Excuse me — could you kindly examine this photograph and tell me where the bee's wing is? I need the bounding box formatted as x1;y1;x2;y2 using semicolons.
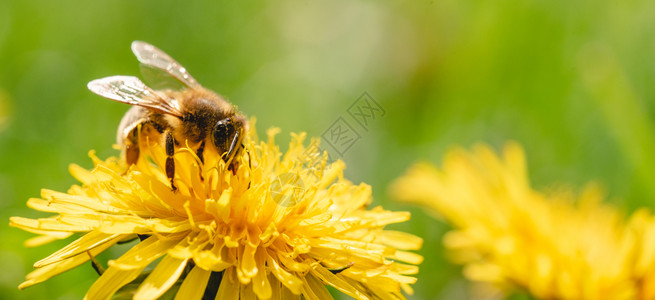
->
87;75;183;117
131;41;201;89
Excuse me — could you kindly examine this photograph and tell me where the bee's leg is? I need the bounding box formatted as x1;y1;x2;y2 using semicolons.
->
226;129;242;173
196;140;205;181
121;129;140;175
125;143;139;166
125;129;140;166
165;131;177;191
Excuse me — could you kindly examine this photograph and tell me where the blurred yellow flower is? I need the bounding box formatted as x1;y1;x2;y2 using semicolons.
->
390;142;655;300
11;123;422;300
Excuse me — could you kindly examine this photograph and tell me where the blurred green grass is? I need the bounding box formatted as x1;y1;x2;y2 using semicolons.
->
2;0;655;299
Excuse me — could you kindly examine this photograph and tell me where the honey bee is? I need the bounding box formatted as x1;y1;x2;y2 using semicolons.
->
88;41;247;191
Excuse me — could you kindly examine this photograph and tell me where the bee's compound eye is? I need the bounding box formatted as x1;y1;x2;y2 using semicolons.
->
213;118;236;155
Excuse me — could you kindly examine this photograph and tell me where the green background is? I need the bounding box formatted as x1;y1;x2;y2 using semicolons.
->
1;0;655;299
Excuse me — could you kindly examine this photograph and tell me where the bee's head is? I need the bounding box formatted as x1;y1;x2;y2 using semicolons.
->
212;116;245;163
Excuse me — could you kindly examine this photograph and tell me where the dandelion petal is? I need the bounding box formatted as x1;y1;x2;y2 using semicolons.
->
134;256;188;300
174;266;211;300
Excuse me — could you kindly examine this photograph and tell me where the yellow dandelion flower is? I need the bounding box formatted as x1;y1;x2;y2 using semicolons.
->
390;142;655;299
625;209;655;299
11;122;423;300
